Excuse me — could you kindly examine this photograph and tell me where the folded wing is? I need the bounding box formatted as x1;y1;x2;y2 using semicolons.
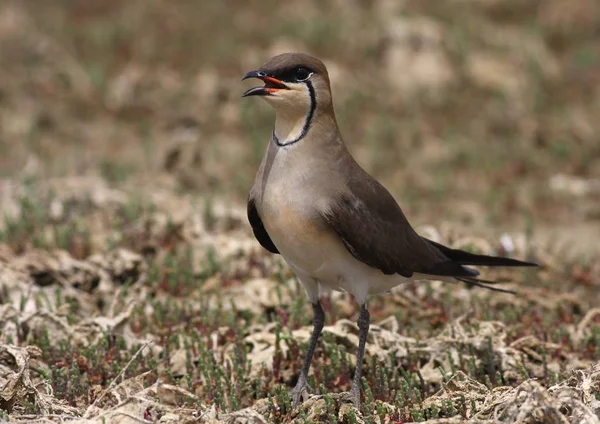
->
323;165;536;288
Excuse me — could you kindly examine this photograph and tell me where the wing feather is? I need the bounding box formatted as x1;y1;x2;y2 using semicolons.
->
322;166;459;277
247;198;279;254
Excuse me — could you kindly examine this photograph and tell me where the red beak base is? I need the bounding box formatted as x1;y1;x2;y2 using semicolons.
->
242;70;288;97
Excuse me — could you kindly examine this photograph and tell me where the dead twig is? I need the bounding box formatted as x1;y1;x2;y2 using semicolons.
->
84;340;153;419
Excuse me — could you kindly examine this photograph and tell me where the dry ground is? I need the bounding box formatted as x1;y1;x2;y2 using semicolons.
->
0;0;599;422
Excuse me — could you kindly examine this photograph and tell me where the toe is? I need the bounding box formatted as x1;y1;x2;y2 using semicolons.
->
340;389;361;409
290;387;307;410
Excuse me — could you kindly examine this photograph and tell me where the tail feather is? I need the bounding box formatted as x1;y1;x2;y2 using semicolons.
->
455;276;517;295
424;238;538;268
421;237;538;295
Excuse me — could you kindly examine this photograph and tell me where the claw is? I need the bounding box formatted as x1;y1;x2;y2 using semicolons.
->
290;379;313;410
340;386;361;410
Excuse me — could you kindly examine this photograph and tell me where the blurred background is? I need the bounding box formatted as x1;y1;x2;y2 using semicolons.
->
1;2;600;420
0;0;599;243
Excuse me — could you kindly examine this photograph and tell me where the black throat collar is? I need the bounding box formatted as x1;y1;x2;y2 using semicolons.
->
273;81;316;147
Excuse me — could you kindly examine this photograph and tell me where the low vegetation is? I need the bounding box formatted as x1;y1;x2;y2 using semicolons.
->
0;0;599;422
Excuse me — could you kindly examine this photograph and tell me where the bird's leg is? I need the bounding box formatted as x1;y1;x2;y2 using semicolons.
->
348;303;370;409
291;301;325;409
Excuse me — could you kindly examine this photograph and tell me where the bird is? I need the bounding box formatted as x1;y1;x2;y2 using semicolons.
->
241;52;538;410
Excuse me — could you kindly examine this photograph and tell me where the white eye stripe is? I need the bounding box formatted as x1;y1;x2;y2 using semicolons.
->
300;72;314;81
296;67;313;81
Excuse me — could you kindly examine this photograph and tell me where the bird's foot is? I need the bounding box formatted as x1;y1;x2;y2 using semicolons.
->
339;383;362;410
290;379;313;410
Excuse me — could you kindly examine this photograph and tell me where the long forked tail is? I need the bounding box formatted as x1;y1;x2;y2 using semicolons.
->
423;237;538;294
455;276;517;294
425;238;538;268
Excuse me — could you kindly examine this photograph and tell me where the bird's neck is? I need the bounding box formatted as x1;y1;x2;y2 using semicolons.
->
273;108;309;144
272;102;340;148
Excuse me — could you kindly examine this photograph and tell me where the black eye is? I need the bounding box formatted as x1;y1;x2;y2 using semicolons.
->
295;67;311;81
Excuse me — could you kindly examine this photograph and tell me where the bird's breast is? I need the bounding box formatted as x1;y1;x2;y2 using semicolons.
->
258;175;333;273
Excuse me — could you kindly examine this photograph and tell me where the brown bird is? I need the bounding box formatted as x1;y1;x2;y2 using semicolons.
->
242;52;537;409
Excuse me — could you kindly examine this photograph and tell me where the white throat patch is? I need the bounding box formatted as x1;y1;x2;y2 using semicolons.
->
271;82;316;147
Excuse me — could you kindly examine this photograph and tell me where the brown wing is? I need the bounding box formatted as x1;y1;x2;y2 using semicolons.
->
323;165;473;278
247;198;279;254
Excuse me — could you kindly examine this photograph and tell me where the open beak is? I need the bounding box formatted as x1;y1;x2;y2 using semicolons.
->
242;70;288;97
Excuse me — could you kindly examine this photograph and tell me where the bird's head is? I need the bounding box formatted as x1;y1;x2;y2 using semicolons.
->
242;52;333;115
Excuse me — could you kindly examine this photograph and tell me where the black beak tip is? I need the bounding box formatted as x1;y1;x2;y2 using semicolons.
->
242;87;267;98
241;70;265;82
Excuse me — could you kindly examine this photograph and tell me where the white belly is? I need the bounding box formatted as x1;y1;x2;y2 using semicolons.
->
306;239;411;304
